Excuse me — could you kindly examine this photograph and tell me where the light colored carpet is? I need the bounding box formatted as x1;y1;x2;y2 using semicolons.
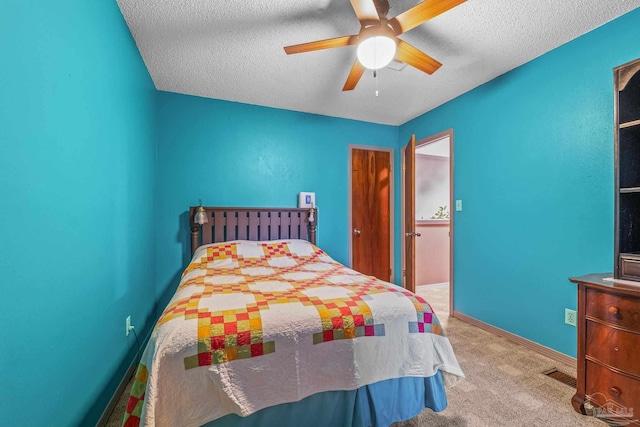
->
106;284;606;427
391;285;605;427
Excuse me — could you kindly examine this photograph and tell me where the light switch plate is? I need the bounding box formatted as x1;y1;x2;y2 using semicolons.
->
455;200;462;211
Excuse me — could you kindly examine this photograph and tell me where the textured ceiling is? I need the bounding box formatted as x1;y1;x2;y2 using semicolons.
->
116;0;640;126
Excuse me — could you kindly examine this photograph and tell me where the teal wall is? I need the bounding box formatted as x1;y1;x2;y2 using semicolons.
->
155;92;400;309
0;2;157;426
400;8;640;357
2;2;639;425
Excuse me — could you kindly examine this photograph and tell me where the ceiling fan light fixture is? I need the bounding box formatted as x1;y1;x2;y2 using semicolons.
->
357;35;396;70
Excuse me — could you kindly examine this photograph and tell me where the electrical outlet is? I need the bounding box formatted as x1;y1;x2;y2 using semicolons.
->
565;309;577;327
126;315;132;336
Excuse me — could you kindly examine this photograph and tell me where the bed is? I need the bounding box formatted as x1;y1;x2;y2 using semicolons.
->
123;206;463;427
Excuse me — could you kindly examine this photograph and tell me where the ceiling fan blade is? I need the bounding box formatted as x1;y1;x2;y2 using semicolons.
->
389;0;467;35
343;60;366;91
350;0;381;26
395;39;442;74
284;35;358;55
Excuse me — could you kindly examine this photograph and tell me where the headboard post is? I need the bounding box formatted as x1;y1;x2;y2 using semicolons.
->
189;206;200;256
191;226;200;256
309;209;317;245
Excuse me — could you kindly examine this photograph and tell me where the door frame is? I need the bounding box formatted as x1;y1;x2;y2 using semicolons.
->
348;145;395;282
401;129;454;315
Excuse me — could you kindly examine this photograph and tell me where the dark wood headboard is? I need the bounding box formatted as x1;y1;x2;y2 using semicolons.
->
189;206;317;255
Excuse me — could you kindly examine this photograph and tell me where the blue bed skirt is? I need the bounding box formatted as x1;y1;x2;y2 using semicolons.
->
203;372;447;427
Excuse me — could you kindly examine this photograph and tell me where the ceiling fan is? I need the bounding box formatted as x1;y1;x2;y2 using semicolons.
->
284;0;467;91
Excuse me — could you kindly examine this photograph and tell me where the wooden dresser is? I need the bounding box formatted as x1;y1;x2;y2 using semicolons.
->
570;273;640;423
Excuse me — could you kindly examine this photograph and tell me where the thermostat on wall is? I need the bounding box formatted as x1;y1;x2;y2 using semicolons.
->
298;192;316;208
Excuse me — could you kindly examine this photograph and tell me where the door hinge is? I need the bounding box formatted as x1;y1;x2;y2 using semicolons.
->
402;269;406;277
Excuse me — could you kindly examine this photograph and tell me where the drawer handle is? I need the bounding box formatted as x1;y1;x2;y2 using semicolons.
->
609;387;621;398
609;306;619;315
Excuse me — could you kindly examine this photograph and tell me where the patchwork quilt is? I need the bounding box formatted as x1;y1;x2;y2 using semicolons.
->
123;240;464;427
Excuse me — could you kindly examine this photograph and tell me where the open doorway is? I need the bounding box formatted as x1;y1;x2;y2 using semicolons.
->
403;130;454;314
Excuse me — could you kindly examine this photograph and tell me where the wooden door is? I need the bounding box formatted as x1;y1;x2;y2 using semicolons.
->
404;135;416;292
352;148;391;281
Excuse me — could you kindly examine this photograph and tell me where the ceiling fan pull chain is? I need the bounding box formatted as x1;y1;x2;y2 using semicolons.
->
374;70;379;97
373;37;379;97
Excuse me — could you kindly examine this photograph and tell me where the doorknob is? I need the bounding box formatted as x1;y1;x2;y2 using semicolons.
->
405;232;422;237
353;228;361;236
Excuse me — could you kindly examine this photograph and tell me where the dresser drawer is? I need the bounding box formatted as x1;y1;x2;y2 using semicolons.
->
586;360;640;413
586;288;640;331
586;321;640;377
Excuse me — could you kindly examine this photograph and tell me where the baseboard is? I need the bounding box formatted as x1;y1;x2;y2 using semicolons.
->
95;363;136;427
452;310;576;368
95;327;153;427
